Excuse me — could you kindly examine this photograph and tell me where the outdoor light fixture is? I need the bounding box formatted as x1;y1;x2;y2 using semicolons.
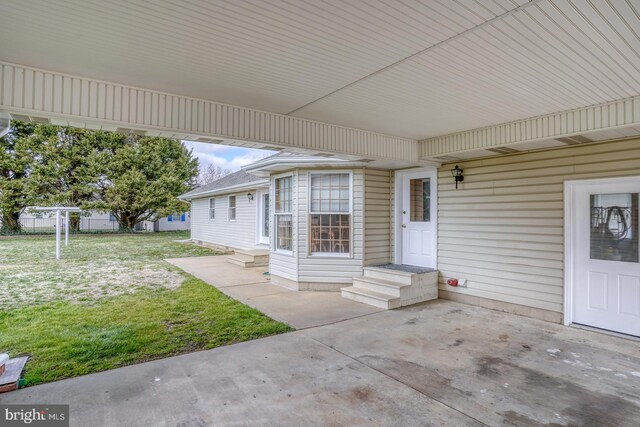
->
451;165;464;189
247;192;254;202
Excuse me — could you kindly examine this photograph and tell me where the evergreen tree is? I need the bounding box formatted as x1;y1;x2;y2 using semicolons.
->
90;136;199;231
26;126;126;230
0;121;37;233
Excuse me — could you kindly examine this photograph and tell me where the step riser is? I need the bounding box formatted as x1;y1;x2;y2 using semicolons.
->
231;254;269;263
341;289;400;309
363;269;413;285
226;258;268;268
399;288;438;306
352;278;401;297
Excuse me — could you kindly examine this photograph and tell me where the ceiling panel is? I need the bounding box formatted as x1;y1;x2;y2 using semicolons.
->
291;0;640;138
0;0;522;115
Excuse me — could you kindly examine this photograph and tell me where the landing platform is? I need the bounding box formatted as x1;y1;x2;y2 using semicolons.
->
371;264;436;274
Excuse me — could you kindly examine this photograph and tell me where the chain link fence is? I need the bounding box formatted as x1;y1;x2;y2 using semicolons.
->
1;217;122;235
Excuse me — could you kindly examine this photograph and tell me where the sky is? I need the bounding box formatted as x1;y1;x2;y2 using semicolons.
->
182;140;275;173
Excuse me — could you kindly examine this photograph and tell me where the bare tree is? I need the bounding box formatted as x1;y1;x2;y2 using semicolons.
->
199;163;231;185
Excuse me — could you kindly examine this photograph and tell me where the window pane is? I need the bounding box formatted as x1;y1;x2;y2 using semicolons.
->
410;178;430;222
310;173;350;213
229;196;236;208
275;176;292;213
590;193;638;263
276;214;292;250
310;214;350;254
263;194;270;237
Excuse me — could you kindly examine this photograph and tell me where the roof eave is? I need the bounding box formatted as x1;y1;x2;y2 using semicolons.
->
179;179;269;200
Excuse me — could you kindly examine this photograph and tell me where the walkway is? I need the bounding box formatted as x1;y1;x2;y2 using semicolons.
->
166;256;382;329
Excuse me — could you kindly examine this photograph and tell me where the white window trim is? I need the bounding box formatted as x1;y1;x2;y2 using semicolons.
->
228;195;237;222
208;198;216;221
273;172;294;256
307;170;353;257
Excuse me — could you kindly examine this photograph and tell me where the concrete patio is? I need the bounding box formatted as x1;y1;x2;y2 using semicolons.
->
2;299;638;426
166;256;383;329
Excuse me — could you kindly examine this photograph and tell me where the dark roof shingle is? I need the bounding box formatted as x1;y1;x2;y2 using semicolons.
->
180;169;265;199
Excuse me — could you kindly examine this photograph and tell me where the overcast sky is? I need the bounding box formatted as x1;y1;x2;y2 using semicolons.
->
182;140;275;172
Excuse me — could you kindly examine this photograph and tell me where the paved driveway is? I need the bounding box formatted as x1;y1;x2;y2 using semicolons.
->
3;300;639;426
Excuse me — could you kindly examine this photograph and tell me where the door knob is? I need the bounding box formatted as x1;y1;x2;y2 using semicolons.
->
402;224;407;228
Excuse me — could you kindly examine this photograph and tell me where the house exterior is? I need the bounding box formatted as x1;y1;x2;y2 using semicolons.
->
180;170;269;250
186;145;640;338
136;213;191;232
2;1;640;337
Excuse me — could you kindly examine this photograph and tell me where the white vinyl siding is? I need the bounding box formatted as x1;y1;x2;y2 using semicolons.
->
190;189;262;250
363;169;392;266
155;215;191;232
437;139;640;315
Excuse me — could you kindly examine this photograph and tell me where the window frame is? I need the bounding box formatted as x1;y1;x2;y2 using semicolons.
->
307;170;353;258
273;173;294;256
228;195;237;221
209;198;216;221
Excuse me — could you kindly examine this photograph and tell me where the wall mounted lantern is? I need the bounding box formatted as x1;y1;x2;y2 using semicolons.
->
247;192;254;202
451;165;464;189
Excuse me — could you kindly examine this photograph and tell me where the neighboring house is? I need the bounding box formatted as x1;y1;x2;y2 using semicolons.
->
16;209;119;232
180;170;269;250
136;212;191;232
13;209;188;233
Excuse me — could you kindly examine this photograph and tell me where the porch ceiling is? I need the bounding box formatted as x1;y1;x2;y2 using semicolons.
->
1;0;640;157
0;0;640;139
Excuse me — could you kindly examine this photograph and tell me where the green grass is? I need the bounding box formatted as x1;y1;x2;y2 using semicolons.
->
0;232;221;309
0;232;292;385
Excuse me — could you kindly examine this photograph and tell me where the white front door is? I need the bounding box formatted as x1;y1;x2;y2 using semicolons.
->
400;170;437;268
257;190;270;245
570;178;640;337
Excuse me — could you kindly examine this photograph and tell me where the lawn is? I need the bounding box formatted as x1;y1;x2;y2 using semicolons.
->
0;232;292;386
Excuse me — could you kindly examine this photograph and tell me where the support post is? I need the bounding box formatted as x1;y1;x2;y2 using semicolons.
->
65;211;69;246
55;210;61;260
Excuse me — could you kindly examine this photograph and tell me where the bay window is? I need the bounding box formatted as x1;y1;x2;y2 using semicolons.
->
275;176;292;251
309;172;351;255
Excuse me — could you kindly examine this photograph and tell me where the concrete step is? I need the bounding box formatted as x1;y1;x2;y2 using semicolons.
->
233;249;269;266
226;256;267;268
341;286;401;310
363;266;415;286
352;276;408;298
229;253;253;262
226;249;269;268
